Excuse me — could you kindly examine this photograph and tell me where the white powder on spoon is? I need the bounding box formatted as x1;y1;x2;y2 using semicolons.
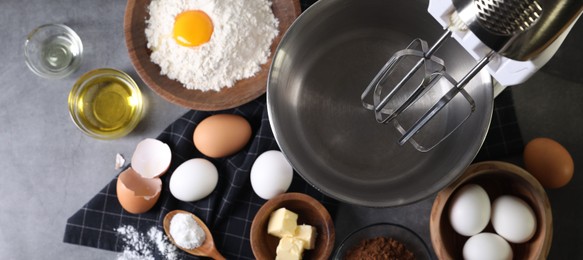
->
145;0;279;91
169;213;206;249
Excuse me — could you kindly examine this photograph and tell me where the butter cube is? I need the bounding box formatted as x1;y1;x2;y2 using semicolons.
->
294;224;317;249
276;237;305;260
268;208;298;238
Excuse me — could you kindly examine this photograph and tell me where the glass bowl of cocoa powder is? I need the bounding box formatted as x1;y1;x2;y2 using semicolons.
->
333;223;431;260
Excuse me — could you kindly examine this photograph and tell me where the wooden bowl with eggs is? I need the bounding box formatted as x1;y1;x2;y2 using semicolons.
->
124;0;301;110
250;192;335;259
430;161;552;260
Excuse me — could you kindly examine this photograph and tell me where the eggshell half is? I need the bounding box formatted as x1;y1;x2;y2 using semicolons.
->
193;114;252;158
117;167;162;214
131;138;172;178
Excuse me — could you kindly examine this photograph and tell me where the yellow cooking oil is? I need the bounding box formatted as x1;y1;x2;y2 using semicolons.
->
69;69;143;139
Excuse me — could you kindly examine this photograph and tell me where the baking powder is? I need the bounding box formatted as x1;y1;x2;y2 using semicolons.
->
145;0;279;91
169;213;206;249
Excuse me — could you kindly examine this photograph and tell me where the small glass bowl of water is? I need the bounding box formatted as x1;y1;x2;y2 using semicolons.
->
24;24;83;79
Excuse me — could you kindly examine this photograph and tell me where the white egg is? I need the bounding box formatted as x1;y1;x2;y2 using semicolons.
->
463;233;513;260
448;184;491;236
169;158;218;202
250;150;293;200
491;195;537;243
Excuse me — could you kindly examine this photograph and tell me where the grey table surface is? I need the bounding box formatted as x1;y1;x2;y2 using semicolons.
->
1;0;582;259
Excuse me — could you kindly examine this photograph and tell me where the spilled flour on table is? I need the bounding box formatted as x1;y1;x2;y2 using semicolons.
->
116;225;178;260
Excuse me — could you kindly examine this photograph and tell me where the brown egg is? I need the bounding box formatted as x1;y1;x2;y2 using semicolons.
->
524;137;574;189
116;167;162;214
193;114;252;158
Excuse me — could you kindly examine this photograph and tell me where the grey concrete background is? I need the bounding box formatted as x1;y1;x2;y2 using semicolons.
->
1;0;185;259
1;0;582;259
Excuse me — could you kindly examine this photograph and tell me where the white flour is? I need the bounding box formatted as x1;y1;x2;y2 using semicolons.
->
116;225;178;260
145;0;279;91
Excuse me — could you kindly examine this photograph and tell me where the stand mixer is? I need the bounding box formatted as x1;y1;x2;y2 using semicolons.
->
362;0;583;152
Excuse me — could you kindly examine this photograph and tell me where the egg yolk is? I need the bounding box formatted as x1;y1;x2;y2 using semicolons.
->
173;10;214;47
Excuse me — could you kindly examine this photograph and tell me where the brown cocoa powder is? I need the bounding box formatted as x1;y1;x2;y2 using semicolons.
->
344;236;415;260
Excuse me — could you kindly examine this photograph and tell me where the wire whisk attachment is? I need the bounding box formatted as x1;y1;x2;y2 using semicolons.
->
362;31;494;152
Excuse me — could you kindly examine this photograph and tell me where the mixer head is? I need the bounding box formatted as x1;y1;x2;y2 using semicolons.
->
362;0;583;151
453;0;582;61
472;0;541;35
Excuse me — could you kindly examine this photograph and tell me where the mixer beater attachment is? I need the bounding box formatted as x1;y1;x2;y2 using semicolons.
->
362;0;583;152
362;27;494;152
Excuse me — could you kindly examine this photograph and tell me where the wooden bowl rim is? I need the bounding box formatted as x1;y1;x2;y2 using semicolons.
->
250;192;335;259
430;161;553;260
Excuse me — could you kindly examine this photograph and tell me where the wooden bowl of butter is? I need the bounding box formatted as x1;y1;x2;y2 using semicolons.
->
250;192;335;259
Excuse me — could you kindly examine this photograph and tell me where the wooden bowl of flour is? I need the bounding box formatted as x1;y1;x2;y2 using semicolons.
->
124;0;301;110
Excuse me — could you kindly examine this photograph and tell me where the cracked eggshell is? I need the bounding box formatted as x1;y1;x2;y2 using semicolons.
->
116;167;162;214
131;138;172;178
116;138;171;214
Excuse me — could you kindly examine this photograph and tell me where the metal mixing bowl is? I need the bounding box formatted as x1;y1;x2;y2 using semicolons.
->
267;0;493;207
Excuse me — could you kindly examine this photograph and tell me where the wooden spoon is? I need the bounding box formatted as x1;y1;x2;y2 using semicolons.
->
163;210;226;260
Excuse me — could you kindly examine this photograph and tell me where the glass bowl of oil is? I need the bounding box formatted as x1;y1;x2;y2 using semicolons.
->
24;24;83;79
68;68;144;140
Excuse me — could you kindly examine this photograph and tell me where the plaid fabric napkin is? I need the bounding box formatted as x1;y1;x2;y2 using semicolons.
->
63;88;524;259
474;89;524;161
63;96;338;259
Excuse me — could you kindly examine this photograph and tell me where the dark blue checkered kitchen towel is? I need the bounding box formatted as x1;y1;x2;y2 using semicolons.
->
63;88;524;259
63;96;338;259
474;88;524;161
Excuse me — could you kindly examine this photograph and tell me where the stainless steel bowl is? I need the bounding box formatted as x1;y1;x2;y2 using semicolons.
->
267;0;493;207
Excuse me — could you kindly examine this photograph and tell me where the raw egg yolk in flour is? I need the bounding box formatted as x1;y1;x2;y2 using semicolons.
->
173;10;214;47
